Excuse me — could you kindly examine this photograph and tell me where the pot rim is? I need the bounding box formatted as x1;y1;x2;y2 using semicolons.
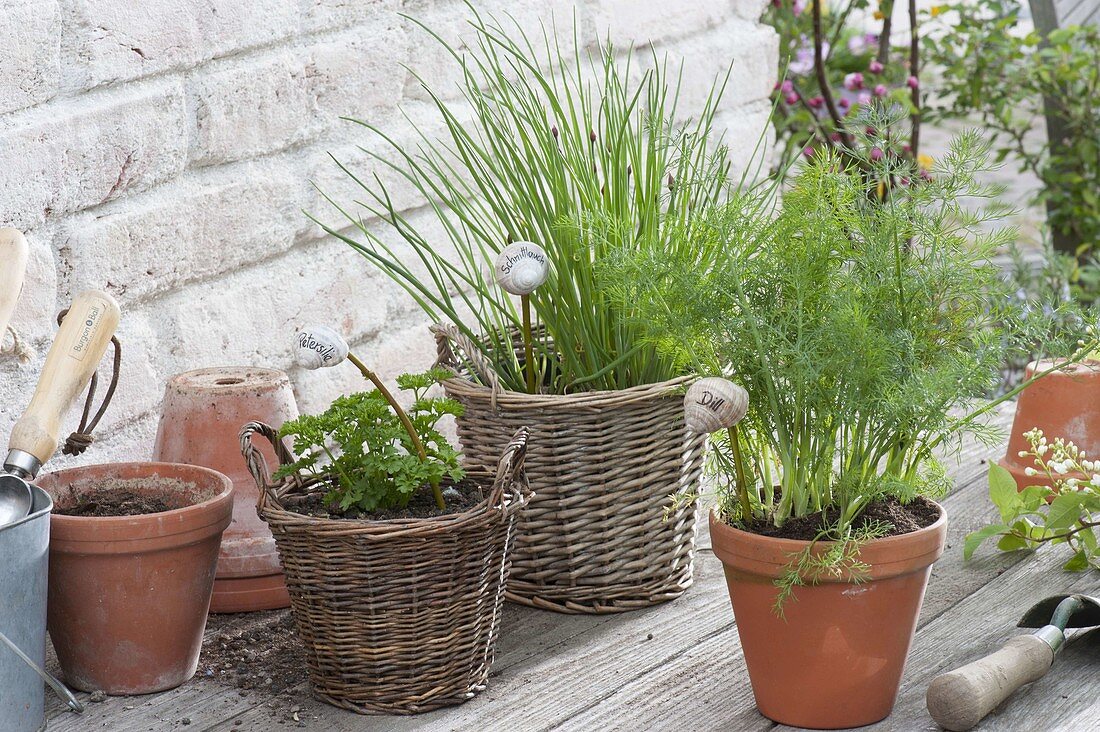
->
709;500;947;582
260;471;532;536
39;462;234;543
1025;358;1100;377
441;372;693;409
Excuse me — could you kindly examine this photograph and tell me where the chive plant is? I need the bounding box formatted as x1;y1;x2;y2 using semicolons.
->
314;5;732;392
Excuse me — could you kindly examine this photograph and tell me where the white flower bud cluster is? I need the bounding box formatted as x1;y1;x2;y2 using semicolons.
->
1019;427;1100;490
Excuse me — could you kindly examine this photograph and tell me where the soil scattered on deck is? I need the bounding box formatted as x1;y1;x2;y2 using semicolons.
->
200;611;308;693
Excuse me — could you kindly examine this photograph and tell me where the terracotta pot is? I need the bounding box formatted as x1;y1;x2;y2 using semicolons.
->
710;505;947;729
153;367;298;612
38;462;233;695
999;359;1100;490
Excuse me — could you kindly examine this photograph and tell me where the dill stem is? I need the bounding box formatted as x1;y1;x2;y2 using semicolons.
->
348;352;446;510
729;425;753;521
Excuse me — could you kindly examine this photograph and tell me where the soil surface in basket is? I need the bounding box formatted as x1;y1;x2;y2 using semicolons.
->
282;478;486;521
200;611;308;693
52;482;184;517
742;495;940;541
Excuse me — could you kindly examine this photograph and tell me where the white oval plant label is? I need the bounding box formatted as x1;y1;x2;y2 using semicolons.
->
494;241;549;296
295;325;349;370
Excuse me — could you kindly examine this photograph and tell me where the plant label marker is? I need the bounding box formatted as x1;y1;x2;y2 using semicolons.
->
685;377;752;518
494;242;548;394
294;325;349;370
684;377;748;434
291;325;445;510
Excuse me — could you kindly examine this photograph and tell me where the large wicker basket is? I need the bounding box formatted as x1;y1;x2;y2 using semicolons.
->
239;422;532;715
432;323;706;614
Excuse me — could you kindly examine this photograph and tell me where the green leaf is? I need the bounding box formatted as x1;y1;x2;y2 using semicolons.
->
1063;550;1089;571
997;533;1030;552
964;524;1009;560
988;464;1021;522
1047;492;1086;530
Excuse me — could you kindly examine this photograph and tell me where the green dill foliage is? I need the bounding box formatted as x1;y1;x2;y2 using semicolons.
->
606;116;1100;548
274;369;465;513
967;429;1100;571
314;4;732;393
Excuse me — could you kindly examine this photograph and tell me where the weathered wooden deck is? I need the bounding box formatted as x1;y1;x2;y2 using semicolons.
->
45;407;1100;731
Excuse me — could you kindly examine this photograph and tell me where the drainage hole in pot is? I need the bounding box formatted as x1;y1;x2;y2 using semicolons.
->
215;378;245;385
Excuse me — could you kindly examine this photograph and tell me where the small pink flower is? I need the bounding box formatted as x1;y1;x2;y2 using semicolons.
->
902;143;912;154
838;97;851;109
870;147;884;161
907;75;919;89
857;90;872;106
866;125;877;136
829;132;842;142
869;60;884;74
802;146;814;159
920;169;933;181
785;92;799;105
780;79;794;94
844;72;864;90
808;96;824;109
793;0;807;16
900;176;911;185
873;84;888;97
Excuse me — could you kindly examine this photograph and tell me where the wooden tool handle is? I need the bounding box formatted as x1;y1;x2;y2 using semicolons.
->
0;228;29;338
926;634;1055;731
8;290;120;464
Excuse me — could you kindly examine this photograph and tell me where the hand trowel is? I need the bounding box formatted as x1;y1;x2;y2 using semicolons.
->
0;290;120;526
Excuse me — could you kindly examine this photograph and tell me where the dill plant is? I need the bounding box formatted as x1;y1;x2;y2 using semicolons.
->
607;124;1100;556
313;5;732;393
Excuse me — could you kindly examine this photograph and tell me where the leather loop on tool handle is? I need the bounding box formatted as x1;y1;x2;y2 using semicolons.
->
8;291;120;465
54;308;122;456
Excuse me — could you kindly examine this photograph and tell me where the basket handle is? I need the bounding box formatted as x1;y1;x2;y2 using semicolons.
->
431;322;502;395
239;420;297;514
488;426;530;506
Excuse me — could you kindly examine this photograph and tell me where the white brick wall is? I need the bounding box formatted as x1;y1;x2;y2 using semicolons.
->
0;0;777;469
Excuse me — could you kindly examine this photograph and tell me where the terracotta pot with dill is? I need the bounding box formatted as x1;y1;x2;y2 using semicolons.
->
239;325;532;714
609;121;1100;729
313;7;735;613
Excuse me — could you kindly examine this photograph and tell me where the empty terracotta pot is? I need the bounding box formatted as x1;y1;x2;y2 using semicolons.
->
710;505;947;729
38;462;233;695
153;367;298;612
999;359;1100;490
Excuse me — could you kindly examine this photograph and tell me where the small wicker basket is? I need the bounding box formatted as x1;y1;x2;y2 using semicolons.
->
240;422;532;715
432;323;706;614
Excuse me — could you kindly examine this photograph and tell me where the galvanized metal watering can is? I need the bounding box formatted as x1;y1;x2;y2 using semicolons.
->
0;485;82;731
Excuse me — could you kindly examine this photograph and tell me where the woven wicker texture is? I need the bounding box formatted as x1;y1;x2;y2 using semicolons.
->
240;422;532;715
433;323;705;614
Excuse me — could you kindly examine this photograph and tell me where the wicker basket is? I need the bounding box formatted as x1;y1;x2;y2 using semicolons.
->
432;323;706;614
239;422;532;715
